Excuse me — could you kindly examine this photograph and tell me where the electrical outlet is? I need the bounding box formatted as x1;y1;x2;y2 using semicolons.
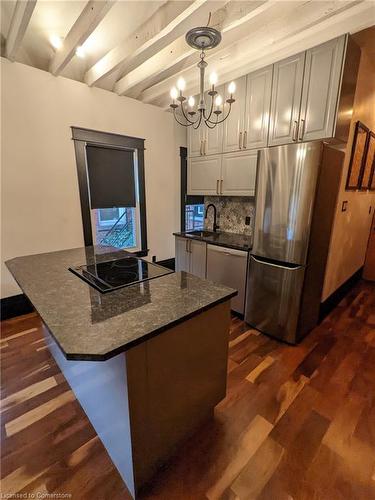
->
245;216;251;226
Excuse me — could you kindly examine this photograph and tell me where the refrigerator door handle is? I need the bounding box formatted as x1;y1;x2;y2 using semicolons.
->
251;255;303;271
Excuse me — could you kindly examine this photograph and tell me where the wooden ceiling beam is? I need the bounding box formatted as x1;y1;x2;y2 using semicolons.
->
49;0;114;76
5;0;37;61
84;0;225;88
114;0;276;97
141;0;374;106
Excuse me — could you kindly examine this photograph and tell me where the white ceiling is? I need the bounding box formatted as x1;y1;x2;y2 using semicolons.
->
1;0;375;108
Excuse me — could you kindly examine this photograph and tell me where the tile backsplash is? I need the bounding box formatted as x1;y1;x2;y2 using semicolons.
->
204;196;255;235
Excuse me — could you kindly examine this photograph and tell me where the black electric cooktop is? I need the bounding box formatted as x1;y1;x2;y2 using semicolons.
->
70;256;173;293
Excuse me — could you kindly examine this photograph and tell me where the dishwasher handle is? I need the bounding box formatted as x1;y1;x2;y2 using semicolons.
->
207;245;247;258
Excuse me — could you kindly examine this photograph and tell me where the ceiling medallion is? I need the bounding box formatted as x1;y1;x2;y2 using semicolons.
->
169;25;236;129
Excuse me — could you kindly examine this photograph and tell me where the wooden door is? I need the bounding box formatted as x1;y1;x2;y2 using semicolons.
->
363;212;375;281
268;52;305;146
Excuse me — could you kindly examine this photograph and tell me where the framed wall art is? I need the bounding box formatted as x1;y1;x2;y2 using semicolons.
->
345;121;369;190
362;131;375;191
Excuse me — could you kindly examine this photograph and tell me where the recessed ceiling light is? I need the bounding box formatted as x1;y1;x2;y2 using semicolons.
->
50;34;63;50
75;46;85;58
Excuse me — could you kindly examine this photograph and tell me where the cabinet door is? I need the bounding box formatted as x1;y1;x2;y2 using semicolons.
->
188;155;222;195
204;85;224;155
268;52;305;146
188;110;204;157
222;76;247;153
175;237;190;273
244;66;273;150
221;150;258;196
299;35;346;142
190;240;206;279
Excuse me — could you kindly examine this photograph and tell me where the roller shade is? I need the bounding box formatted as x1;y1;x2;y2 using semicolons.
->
86;145;136;208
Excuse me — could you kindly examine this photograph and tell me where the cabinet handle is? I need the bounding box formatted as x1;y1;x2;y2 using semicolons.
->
204;139;207;155
189;240;191;253
220;179;223;194
292;121;299;141
185;239;188;252
239;131;242;149
243;130;247;149
299;119;305;141
200;140;203;155
216;179;220;194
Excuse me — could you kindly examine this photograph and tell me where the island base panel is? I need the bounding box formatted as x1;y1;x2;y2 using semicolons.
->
126;300;231;492
42;300;231;498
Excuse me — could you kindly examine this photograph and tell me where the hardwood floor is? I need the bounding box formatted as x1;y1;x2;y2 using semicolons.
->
1;281;375;499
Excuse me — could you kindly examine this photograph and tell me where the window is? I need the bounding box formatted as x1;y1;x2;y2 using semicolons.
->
93;207;138;250
185;204;204;231
72;127;148;255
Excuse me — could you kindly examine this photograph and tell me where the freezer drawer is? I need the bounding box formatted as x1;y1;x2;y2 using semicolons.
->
245;255;305;343
206;245;248;314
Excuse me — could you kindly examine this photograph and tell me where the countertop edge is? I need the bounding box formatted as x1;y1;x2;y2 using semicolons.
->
57;291;237;361
173;232;252;252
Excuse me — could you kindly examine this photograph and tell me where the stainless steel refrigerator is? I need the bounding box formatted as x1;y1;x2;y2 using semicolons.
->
245;141;343;343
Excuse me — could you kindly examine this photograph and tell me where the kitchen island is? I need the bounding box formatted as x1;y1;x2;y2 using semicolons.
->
6;246;236;498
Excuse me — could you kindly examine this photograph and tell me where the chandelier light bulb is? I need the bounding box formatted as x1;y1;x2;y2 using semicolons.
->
170;87;178;100
188;96;195;108
177;77;186;92
209;72;218;86
76;46;85;58
215;95;223;107
228;81;236;95
50;34;63;50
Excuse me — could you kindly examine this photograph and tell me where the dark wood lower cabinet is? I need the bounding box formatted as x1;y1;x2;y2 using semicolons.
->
1;280;375;499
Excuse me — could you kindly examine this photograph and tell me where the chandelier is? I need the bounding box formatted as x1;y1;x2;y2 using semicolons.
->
169;26;236;129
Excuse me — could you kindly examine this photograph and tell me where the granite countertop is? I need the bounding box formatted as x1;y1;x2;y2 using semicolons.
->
173;230;253;252
6;246;236;362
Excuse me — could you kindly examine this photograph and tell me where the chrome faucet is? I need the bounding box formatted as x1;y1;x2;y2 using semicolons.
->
205;203;219;232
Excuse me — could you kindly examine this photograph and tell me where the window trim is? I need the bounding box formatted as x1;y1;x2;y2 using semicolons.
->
180;147;204;231
71;127;148;255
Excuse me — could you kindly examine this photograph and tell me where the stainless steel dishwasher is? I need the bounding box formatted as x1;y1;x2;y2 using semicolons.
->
206;244;248;314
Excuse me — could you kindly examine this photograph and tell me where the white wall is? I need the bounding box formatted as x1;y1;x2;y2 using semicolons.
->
322;48;375;300
1;58;186;298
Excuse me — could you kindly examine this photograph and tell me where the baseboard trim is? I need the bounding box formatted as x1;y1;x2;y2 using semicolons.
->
319;267;363;321
156;258;175;271
1;294;34;321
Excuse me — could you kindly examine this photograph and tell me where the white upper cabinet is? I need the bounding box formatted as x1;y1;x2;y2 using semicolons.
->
244;66;273;150
299;36;346;142
221;150;258;197
222;76;247;153
188;155;222;195
204;85;224;155
188;116;204;157
268;52;305;146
